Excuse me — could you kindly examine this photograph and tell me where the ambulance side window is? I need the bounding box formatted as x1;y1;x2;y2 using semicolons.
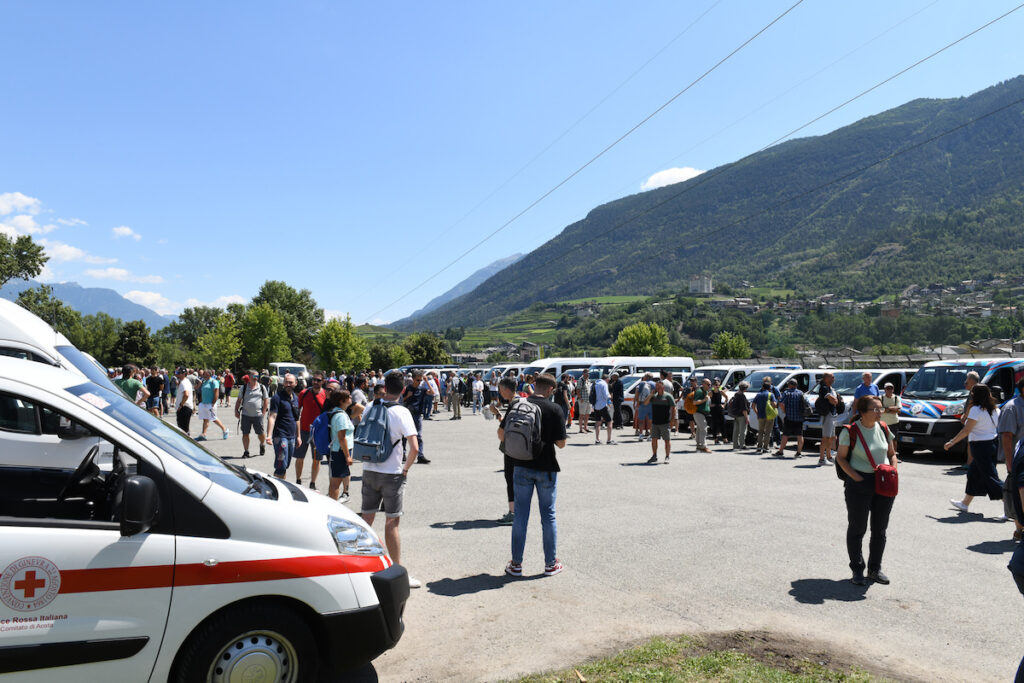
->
0;394;38;433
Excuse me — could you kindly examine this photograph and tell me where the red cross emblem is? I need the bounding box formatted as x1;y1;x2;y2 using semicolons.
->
1;557;61;612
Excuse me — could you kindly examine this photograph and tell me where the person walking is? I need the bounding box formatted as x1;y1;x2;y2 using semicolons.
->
947;384;1004;515
727;381;750;450
327;389;354;503
575;373;592;433
752;379;777;454
836;395;899;585
816;372;841;464
234;369;269;458
998;377;1024;541
222;369;235;407
693;378;712;453
775;378;807;458
610;373;624;429
360;371;422;588
196;369;229;441
145;365;164;417
266;373;300;480
294;374;327;489
502;373;567;578
173;367;194;436
645;379;676;464
400;370;433;463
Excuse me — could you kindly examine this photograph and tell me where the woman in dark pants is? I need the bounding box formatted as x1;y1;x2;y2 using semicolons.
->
709;379;726;444
946;383;1003;514
492;377;519;525
836;395;899;586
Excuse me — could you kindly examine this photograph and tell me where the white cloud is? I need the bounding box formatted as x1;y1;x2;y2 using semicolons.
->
112;225;141;241
0;214;57;235
324;309;350;321
56;217;87;227
124;290;178;315
640;166;705;191
184;295;246;309
368;317;391;325
38;238;117;264
84;267;163;284
0;192;42;216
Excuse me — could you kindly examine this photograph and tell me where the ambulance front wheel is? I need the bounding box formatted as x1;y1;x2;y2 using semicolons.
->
173;603;319;683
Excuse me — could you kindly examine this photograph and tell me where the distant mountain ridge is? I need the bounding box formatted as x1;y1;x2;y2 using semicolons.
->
407;76;1024;329
394;253;523;325
0;280;176;331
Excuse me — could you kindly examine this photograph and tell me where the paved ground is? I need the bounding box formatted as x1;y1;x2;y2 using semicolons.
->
195;407;1023;682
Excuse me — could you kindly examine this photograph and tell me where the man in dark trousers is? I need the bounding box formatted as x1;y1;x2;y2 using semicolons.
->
401;370;433;464
501;372;567;578
610;372;624;429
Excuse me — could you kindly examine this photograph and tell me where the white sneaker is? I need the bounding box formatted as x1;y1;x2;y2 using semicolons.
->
950;499;969;513
994;514;1010;522
408;576;422;589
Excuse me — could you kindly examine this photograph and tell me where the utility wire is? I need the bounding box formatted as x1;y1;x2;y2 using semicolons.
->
362;0;806;324
502;2;1024;282
517;94;1024;284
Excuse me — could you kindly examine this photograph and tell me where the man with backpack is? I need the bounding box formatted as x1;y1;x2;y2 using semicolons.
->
234;369;269;458
816;372;841;465
294;374;327;489
501;373;567;578
401;371;432;463
727;381;750;450
358;371;421;588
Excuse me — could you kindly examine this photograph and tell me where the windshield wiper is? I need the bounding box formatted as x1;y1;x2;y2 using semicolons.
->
240;469;269;496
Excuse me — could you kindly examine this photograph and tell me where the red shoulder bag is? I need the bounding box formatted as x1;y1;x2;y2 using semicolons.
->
852;422;898;497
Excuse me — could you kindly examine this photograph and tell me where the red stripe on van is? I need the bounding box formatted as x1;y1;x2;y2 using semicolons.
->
58;555;389;594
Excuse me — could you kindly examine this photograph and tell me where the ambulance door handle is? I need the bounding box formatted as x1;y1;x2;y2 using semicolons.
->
204;558;219;567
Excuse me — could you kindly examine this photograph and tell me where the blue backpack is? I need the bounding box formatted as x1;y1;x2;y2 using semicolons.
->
353;401;398;463
311;408;342;456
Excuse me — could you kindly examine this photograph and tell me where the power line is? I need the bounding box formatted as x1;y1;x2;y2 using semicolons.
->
362;0;807;324
502;2;1024;283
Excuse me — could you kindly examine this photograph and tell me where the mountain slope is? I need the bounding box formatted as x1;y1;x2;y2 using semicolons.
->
396;253;523;324
409;76;1024;329
0;280;176;331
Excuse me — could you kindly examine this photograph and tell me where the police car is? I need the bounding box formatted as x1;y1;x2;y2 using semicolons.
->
0;358;407;681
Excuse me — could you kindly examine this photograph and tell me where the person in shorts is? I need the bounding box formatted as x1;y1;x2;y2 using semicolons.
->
818;372;839;464
234;369;268;458
361;371;421;588
145;366;164;417
646;379;676;464
326;389;354;503
634;374;653;439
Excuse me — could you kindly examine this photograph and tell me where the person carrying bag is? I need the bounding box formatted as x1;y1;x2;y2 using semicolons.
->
836;395;900;586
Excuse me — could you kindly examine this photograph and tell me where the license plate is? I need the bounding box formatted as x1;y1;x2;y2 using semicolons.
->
900;435;914;443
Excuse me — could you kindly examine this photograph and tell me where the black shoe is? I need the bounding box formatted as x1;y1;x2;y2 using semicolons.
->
867;569;889;585
309;482;316;490
646;455;658;464
259;446;266;456
851;571;867;586
242;451;250;458
417;457;431;464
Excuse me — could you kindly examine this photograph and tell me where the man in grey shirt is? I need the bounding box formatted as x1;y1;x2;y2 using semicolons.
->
998;377;1024;539
234;369;269;458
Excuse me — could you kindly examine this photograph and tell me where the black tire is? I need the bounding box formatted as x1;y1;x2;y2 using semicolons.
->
621;405;633;426
173;603;318;683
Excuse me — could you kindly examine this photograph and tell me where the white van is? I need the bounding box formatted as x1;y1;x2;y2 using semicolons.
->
0;358;407;681
741;366;825;431
269;361;310;388
520;357;594;380
587;356;695;380
688;365;773;391
0;299;118;391
802;368;918;443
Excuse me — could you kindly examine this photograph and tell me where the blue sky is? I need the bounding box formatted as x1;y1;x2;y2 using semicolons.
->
1;1;1021;324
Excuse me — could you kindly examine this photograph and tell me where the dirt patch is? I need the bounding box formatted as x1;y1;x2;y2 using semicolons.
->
694;630;925;682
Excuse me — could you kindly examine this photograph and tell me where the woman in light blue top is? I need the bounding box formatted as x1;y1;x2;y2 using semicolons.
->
327;390;354;503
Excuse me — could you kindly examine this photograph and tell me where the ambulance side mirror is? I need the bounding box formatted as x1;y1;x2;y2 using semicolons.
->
121;475;160;537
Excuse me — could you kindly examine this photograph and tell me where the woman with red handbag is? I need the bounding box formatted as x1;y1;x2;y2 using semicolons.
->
836;395;899;586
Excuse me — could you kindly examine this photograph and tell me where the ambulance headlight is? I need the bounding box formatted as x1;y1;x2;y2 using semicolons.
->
327;516;386;556
943;401;965;417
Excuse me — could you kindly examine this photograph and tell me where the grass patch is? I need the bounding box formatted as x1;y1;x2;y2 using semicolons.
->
512;632;890;683
558;295;650;305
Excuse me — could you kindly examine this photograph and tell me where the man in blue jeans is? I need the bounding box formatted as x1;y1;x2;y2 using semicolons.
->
266;373;300;479
500;372;567;577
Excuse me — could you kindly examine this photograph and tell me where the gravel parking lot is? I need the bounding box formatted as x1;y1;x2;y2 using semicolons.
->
197;407;1023;682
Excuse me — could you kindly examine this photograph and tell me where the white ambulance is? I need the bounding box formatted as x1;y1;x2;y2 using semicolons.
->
0;358;407;682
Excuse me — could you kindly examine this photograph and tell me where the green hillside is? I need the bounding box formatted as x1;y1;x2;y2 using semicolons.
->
399;76;1024;330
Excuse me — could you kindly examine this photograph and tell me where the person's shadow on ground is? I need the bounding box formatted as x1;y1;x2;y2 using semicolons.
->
428;573;543;596
430;519;503;531
789;578;869;604
967;539;1019;554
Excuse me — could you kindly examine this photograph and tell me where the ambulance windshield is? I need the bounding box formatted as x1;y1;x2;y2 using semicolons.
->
67;382;253;494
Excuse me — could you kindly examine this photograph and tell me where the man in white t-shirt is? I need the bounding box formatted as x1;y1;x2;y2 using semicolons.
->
362;370;422;588
174;367;194;436
472;374;485;414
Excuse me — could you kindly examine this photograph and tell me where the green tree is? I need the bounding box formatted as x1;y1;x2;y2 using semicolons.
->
251;281;324;359
79;312;123;366
158;306;223;348
711;331;752;359
608;322;669;356
16;285;82;337
315;315;371;373
240;303;290;370
116;320;155;366
368;341;410;371
0;234;47;287
403;332;450;364
196;313;242;370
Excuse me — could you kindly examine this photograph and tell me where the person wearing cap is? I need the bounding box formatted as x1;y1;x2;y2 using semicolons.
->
174;367;194;436
880;382;900;435
751;379;778;454
234;369;269;458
